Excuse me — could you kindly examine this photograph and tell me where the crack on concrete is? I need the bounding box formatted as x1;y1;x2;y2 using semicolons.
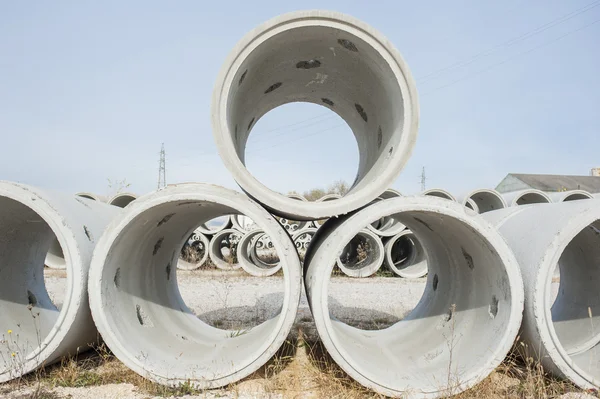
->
153;237;164;256
157;213;175;227
355;103;368;122
247;116;255;131
462;247;475;270
238;69;247;86
338;38;358;52
413;217;434;232
264;82;282;94
83;225;93;241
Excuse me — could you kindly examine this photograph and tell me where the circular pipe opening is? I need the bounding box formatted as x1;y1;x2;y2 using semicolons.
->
385;230;428;278
88;185;302;389
237;230;281;277
465;189;506;213
178;231;210;270
336;229;384;278
208;229;243;270
212;11;419;220
422;189;456;202
108;193;137;208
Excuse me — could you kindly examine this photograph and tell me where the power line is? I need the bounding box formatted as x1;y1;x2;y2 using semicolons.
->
417;0;600;84
422;16;600;97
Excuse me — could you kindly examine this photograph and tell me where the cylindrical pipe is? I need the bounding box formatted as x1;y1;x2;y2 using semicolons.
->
546;190;593;202
0;181;117;382
212;10;419;221
482;199;600;390
457;188;507;214
313;193;341;228
278;194;310;232
367;189;406;237
465;198;480;214
177;232;210;271
501;189;551;206
335;229;384;278
384;229;427;278
291;227;317;259
88;184;302;389
231;214;258;232
421;188;456;201
196;215;232;235
108;192;138;208
75;192;108;202
237;230;281;277
304;196;524;398
208;228;244;270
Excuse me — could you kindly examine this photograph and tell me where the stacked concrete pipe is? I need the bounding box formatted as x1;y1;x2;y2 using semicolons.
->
0;181;118;382
336;229;384;278
108;192;138;208
313;193;341;228
482;199;600;390
211;10;419;221
546;190;593;202
45;192;107;270
305;196;524;398
384;229;428;278
367;189;406;237
501;189;551;206
456;188;507;214
88;184;302;389
291;227;317;260
278;194;311;232
237;230;281;277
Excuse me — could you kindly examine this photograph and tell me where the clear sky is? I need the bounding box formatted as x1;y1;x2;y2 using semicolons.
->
1;0;599;199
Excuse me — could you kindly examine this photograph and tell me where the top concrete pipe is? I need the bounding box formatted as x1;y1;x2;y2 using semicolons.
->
75;192;107;202
0;181;118;382
457;188;507;214
501;189;551;206
482;199;600;390
304;196;524;398
212;10;419;221
421;188;456;201
546;190;593;202
108;192;138;208
88;184;302;389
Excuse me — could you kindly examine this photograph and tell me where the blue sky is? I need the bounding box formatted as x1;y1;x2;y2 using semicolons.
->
1;0;599;198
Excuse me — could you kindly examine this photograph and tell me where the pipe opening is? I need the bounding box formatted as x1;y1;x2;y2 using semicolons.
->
336;229;383;278
549;220;600;376
385;230;428;279
469;191;505;213
0;198;67;378
516;192;548;205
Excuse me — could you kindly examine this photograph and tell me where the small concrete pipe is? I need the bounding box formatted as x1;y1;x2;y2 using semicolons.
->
384;229;427;278
208;228;244;270
546;190;593;202
231;214;258;232
482;199;600;390
304;196;524;398
212;10;419;221
336;229;384;278
88;184;302;389
196;215;232;235
291;227;317;259
367;188;406;237
457;189;507;214
278;194;310;232
177;232;210;271
108;192;138;208
76;192;107;202
314;194;341;227
465;198;480;213
0;181;117;382
421;188;456;201
501;189;551;206
237;230;281;277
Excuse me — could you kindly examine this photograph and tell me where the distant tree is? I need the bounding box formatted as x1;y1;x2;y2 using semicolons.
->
107;178;131;198
287;180;350;202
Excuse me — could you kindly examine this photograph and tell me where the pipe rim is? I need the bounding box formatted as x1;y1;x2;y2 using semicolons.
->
177;232;210;271
211;10;419;220
421;189;456;202
237;229;281;277
208;228;244;270
384;230;427;278
463;188;507;213
335;228;384;278
88;184;302;388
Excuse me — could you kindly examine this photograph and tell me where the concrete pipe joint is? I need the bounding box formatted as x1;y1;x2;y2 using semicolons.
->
457;189;507;214
0;181;118;382
546;190;593;202
501;189;551;206
304;196;524;398
212;10;419;221
336;229;384;278
177;232;210;271
208;228;244;270
237;230;281;277
482;199;600;390
367;188;406;237
384;229;427;278
88;184;302;389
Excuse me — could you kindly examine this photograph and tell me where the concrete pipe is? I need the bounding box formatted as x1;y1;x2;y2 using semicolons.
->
76;192;107;202
196;215;232;235
0;181;117;382
250;234;278;269
292;227;317;259
482;199;600;390
501;189;551;206
384;229;427;278
108;192;137;208
237;230;281;277
546;190;593;203
231;214;258;232
88;184;302;389
314;193;341;228
465;198;480;214
335;229;384;278
278;194;310;232
421;188;456;201
367;189;406;237
212;10;419;221
208;228;244;270
177;232;210;271
304;196;524;398
457;189;507;214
